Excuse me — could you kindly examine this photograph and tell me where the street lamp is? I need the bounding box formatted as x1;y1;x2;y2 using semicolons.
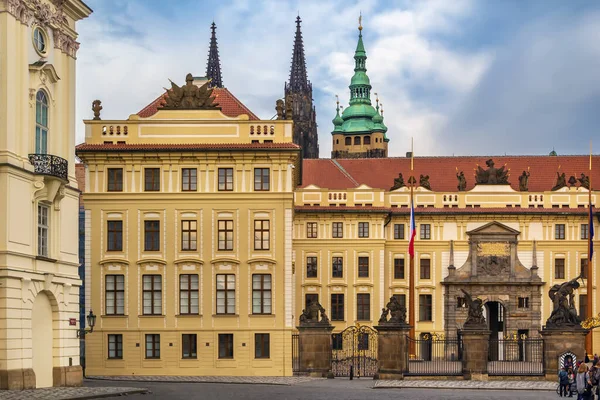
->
77;309;96;338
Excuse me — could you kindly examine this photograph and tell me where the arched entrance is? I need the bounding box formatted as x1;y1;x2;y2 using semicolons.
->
32;292;54;388
485;301;505;340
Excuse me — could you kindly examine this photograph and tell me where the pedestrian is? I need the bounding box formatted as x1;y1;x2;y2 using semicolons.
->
559;367;570;397
576;362;592;400
568;367;576;397
591;363;600;399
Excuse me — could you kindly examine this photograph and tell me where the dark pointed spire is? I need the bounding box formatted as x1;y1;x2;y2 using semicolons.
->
288;15;309;92
206;21;223;88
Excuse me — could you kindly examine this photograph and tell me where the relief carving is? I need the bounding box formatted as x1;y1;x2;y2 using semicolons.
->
476;242;510;276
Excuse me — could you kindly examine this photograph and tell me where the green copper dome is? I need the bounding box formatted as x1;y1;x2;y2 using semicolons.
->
332;104;344;132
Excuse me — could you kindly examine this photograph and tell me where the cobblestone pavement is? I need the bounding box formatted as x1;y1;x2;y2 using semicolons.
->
0;386;148;400
374;379;557;391
88;375;317;385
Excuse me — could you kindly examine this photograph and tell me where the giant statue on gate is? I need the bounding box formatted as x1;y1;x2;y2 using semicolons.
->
546;275;584;329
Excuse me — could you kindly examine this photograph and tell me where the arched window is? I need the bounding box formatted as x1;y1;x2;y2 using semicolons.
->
364;136;371;145
354;136;361;145
345;137;351;145
35;90;48;154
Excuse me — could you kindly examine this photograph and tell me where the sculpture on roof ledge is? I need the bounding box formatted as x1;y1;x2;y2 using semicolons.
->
390;173;405;191
518;169;530;191
456;171;467;191
578;173;590;190
159;73;220;110
92;100;102;120
552;172;567;191
419;174;431;191
475;159;510;185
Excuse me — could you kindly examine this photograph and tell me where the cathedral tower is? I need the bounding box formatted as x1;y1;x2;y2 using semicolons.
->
206;22;223;88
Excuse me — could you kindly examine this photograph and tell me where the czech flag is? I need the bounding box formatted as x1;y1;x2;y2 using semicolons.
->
590;203;595;261
409;199;416;257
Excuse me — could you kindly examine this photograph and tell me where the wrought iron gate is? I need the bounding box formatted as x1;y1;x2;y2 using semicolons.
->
331;323;378;377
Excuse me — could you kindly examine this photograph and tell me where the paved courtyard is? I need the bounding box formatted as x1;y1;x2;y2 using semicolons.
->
0;385;147;400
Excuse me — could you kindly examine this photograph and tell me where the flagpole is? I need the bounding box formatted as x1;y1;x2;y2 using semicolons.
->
586;140;593;356
409;138;416;347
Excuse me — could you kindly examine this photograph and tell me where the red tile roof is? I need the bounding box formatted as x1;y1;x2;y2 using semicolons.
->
301;155;600;192
76;142;300;152
137;88;259;120
295;205;591;215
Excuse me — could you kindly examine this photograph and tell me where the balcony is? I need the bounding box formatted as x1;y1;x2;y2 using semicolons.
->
28;154;68;182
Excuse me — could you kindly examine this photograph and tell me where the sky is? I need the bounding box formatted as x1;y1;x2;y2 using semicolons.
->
75;0;600;158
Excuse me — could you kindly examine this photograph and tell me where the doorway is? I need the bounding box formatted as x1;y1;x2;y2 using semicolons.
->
32;292;54;388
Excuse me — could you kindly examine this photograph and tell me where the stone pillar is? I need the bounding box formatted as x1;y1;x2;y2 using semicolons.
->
53;366;83;387
297;325;334;377
540;327;589;381
374;324;411;380
461;329;491;380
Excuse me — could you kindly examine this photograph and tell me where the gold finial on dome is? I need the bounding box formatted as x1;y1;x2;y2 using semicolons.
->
358;13;362;31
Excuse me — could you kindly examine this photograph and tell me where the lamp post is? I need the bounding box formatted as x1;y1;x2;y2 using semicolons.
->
77;309;96;338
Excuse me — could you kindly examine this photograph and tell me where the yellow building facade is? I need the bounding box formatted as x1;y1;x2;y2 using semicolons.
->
0;0;91;389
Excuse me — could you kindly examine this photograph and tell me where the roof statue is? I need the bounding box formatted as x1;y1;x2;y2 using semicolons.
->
475;159;510;185
159;73;220;110
578;173;590;190
92;100;102;120
206;22;223;88
456;170;467;191
390;173;405;191
518;169;530;191
552;171;567;191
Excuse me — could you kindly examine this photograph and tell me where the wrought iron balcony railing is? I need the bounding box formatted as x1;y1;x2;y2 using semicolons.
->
28;154;68;182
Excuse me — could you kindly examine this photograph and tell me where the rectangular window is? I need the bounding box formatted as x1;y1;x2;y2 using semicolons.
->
581;224;589;240
107;220;123;251
216;274;235;314
358;222;369;238
394;224;405;240
420;224;431;240
457;297;467;308
392;294;406;310
306;256;318;278
108;334;123;359
255;334;270;359
331;294;344;321
217;220;233;251
144;220;160;251
105;275;124;315
358;257;369;278
218;168;234;191
517;297;529;309
181;168;197;191
555;259;565;279
332;257;343;278
218;334;234;359
579;294;588;319
182;334;197;359
252;274;271;314
254;168;270;191
357;293;370;321
581;258;588;279
254;220;270;250
394;259;405;279
306;222;318;238
107;168;123;192
555;224;566;240
332;222;344;238
144;168;160;191
420;258;431;279
37;204;49;257
181;220;197;251
142;275;162;315
179;274;199;315
305;294;318;309
145;334;160;359
419;294;432;321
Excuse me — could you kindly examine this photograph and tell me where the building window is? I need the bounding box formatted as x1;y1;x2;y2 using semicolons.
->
181;168;197;191
393;294;406;310
579;294;587;319
306;222;318;238
216;274;235;314
145;334;160;359
218;334;234;359
182;334;197;359
33;27;47;54
255;334;270;359
218;168;234;191
420;258;431;279
144;220;160;251
254;168;270;191
357;293;370;321
107;168;123;192
517;297;529;309
394;258;405;279
419;294;432;321
108;334;123;359
305;294;318;309
331;294;344;321
332;222;344;238
105;275;124;315
37;204;49;257
354;136;361;145
581;224;589;240
181;220;197;251
306;256;317;278
179;274;199;315
394;224;405;240
555;258;565;279
217;220;233;251
142;275;162;315
107;220;123;251
420;224;431;240
35;90;48;154
555;224;566;240
581;258;588;279
457;297;467;308
358;222;369;238
332;257;343;278
363;136;371;145
358;256;369;278
345;137;351;145
144;168;160;191
254;220;270;250
252;274;271;314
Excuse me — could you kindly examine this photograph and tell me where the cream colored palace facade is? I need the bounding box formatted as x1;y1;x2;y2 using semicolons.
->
0;0;91;389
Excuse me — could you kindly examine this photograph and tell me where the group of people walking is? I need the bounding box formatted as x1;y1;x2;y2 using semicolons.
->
559;355;600;399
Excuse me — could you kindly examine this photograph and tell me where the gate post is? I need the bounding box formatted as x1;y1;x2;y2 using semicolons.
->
461;329;490;380
540;327;588;381
374;323;410;380
297;301;334;377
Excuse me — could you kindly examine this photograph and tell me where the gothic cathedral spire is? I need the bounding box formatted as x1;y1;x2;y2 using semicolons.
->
288;15;308;92
206;22;223;88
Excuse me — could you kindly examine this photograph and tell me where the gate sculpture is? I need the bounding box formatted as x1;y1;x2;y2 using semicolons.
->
331;323;378;377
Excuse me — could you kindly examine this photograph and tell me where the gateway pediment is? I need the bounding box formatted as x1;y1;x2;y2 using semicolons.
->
467;221;520;236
